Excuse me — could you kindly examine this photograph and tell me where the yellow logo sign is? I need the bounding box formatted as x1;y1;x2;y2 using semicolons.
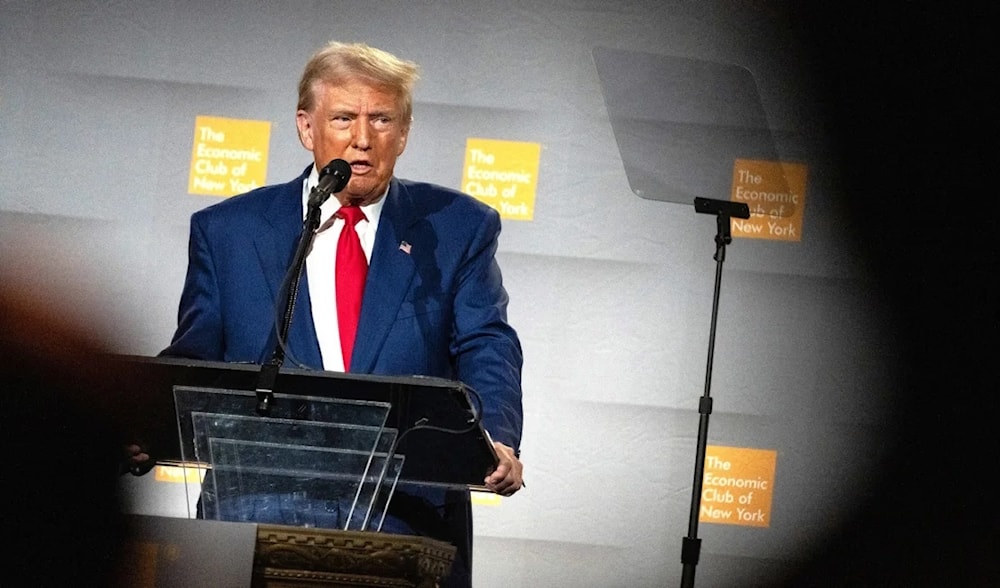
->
153;464;206;484
730;159;807;241
188;115;271;197
461;138;541;221
699;445;778;527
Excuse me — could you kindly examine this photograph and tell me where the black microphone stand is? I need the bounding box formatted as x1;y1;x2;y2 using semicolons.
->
254;160;351;415
255;197;323;415
679;197;749;588
255;186;344;416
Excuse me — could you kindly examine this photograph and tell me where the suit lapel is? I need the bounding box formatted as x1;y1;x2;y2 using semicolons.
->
255;179;303;302
352;178;419;372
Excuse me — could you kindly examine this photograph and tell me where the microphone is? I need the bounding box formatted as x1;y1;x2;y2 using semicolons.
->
308;159;352;207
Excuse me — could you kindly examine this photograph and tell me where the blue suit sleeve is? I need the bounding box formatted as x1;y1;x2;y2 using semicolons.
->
160;213;224;360
451;208;524;451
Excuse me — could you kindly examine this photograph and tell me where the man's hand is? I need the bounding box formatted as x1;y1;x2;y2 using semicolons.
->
484;441;524;496
122;444;152;476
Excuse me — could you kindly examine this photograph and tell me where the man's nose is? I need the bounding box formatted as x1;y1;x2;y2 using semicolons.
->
351;119;370;149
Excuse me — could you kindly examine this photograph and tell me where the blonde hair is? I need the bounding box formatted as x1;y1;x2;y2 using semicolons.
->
297;41;420;124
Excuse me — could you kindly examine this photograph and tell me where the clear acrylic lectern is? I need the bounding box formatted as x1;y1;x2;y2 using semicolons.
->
173;385;404;532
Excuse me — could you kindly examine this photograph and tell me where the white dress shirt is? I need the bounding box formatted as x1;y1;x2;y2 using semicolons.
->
301;166;385;371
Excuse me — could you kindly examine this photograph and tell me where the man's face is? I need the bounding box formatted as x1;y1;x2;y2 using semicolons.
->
296;79;409;206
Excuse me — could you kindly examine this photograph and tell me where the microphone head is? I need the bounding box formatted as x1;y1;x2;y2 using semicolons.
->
319;159;352;193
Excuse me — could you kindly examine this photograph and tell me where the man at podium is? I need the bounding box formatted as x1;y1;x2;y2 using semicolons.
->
161;41;524;588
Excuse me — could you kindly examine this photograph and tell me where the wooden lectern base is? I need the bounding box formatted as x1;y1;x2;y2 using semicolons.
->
117;516;454;588
253;524;456;588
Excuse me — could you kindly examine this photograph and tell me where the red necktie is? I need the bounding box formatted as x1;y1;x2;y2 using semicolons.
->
335;206;368;371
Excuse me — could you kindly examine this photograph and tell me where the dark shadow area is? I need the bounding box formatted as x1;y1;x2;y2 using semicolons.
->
0;283;140;586
769;5;997;586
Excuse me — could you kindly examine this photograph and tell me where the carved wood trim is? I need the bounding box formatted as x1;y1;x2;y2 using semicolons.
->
253;525;455;588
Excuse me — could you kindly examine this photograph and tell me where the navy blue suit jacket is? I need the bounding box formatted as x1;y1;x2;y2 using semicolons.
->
163;166;523;450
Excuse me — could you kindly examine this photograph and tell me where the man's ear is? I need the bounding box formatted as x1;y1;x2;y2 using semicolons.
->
295;110;314;150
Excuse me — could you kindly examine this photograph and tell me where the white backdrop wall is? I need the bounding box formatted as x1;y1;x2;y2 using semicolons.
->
1;2;908;587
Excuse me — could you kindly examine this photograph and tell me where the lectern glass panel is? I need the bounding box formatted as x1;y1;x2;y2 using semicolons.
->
173;385;400;531
204;437;403;531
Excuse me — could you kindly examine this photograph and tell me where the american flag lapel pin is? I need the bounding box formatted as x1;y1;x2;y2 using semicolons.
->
399;240;412;254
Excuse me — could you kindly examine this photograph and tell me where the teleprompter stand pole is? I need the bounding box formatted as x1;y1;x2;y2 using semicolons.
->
679;197;750;588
